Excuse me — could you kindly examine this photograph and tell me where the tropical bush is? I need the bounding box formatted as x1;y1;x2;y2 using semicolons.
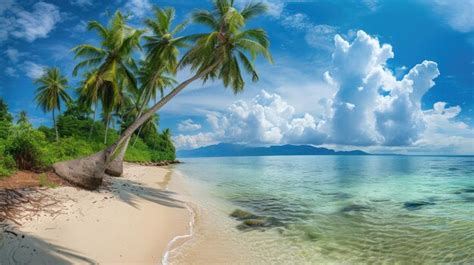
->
4;123;47;170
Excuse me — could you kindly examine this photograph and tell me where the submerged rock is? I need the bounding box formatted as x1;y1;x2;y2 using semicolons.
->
341;204;371;213
236;217;283;231
230;209;285;231
230;209;258;220
403;201;436;210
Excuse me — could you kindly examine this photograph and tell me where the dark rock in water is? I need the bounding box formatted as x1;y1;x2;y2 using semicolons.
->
230;208;285;231
230;209;258;220
403;201;436;210
236;216;284;231
448;167;460;171
341;204;371;213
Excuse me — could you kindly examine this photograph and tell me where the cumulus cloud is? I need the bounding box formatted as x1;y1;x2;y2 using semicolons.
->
22;61;46;79
325;30;441;146
0;1;61;42
173;90;327;149
178;119;202;132
174;132;217;150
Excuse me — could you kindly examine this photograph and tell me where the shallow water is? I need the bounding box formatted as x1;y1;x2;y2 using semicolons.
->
173;155;474;264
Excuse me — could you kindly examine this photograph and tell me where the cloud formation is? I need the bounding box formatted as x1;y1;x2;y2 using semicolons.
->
174;30;472;154
22;61;46;79
178;119;202;132
0;1;61;42
174;90;327;149
281;12;337;50
430;0;474;33
326;31;440;146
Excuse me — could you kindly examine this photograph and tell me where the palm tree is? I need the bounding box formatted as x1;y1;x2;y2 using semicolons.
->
54;0;272;189
76;71;100;140
35;68;71;141
72;11;143;144
129;7;184;146
17;111;28;124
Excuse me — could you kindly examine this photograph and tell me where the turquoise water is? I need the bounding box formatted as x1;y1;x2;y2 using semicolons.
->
176;155;474;264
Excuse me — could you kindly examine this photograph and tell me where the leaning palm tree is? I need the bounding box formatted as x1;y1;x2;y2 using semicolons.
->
53;0;272;190
35;68;71;141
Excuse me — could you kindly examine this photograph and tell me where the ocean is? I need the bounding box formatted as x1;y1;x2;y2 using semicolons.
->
170;155;474;264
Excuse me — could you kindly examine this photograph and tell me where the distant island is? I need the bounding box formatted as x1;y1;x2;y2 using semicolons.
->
177;143;369;158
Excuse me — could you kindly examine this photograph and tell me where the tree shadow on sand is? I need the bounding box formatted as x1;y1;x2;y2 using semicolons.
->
104;177;185;209
0;229;96;265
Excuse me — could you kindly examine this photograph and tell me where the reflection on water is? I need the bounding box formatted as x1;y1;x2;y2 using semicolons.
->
176;156;474;264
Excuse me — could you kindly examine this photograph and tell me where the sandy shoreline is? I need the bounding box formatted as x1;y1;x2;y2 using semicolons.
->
0;163;191;264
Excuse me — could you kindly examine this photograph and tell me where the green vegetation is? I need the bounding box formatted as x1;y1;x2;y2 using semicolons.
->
0;98;175;179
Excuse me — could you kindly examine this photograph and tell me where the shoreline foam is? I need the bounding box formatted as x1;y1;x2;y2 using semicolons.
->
161;169;197;265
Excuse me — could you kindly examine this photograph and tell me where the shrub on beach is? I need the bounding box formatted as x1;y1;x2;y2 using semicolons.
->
4;123;48;170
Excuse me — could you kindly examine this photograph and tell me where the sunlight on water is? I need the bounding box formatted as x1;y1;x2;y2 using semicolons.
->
176;156;474;264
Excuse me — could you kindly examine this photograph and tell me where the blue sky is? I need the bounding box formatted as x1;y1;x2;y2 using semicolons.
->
0;0;473;154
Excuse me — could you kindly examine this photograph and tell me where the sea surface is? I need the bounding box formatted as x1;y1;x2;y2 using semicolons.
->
170;155;474;264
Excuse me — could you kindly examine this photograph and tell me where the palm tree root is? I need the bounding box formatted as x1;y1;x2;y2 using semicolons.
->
52;151;106;190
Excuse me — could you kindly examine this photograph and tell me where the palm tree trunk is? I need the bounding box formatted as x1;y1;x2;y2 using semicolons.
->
88;102;97;141
132;125;143;146
104;116;109;145
53;109;58;141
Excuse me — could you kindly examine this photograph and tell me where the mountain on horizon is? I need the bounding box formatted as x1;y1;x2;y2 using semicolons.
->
177;143;369;158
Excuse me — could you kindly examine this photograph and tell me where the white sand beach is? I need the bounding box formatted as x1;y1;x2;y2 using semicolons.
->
0;163;191;265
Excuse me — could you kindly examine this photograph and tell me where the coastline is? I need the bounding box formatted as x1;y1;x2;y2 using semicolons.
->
0;163;191;264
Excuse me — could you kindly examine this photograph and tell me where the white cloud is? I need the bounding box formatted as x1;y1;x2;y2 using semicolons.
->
326;30;442;146
0;1;61;42
173;90;327;149
123;0;151;18
281;12;337;50
174;30;473;154
22;61;46;79
178;119;202;132
431;0;474;33
173;132;217;150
